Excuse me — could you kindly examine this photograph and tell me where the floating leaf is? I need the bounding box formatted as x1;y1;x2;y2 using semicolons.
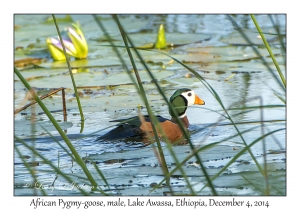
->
43;14;73;24
14;58;45;68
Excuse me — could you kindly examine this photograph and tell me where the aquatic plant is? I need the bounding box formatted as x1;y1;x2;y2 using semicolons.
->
46;23;88;60
155;24;167;49
14;14;286;196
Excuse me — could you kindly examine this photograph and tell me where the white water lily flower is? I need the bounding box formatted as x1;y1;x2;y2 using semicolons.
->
46;23;88;61
67;23;88;59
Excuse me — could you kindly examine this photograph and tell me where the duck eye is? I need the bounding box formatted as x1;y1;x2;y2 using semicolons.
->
187;92;192;97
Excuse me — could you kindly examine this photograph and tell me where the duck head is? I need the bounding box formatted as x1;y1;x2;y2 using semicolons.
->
169;88;205;127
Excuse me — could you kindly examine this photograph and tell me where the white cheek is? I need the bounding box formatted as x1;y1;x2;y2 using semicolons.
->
181;91;195;106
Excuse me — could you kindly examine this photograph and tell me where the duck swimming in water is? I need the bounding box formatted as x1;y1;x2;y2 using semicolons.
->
97;88;205;143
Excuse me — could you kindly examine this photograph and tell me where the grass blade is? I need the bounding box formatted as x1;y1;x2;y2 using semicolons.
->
250;14;286;87
51;14;85;132
14;66;99;191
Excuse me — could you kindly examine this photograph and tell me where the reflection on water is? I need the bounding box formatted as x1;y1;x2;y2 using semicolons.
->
14;14;286;196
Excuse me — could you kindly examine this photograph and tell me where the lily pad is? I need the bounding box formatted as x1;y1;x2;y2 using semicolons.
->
220;29;285;46
14;58;45;68
14;14;286;197
90;69;175;86
37;57;123;69
43;14;74;24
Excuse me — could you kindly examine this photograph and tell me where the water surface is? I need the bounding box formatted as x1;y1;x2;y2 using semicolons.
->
14;14;286;196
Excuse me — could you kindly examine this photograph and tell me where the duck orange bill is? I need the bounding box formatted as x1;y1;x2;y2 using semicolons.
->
194;95;205;105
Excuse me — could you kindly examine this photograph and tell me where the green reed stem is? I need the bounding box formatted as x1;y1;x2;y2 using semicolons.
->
112;16;217;195
171;57;263;193
112;14;171;186
41;126;110;192
151;125;258;194
153;49;266;177
92;163;110;191
14;66;98;191
96;43;275;186
258;96;270;195
52;14;85;132
92;14;175;190
250;14;286;88
15;136;90;195
91;16;140;93
268;15;286;53
41;127;76;160
227;15;285;91
197;128;284;194
30;104;37;195
15;145;47;195
242;172;284;195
